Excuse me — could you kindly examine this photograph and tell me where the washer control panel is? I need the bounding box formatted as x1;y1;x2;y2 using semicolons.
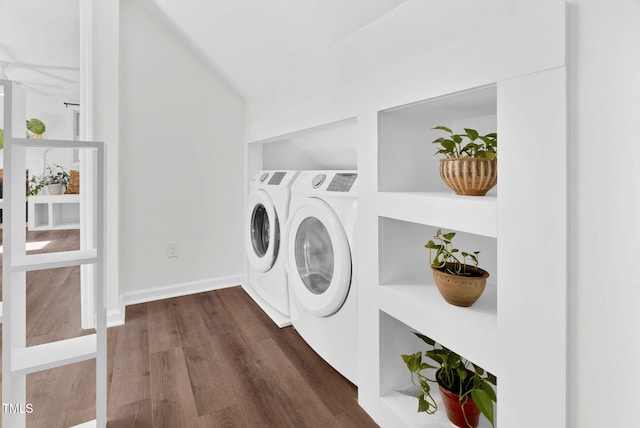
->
327;173;358;192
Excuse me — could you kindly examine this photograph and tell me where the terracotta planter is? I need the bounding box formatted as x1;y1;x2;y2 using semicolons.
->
438;381;481;428
431;264;489;307
439;158;497;196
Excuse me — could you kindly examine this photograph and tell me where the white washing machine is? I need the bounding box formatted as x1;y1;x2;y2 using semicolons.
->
245;170;299;327
285;170;359;385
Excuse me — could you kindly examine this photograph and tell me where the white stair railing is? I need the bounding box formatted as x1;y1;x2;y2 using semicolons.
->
1;80;107;428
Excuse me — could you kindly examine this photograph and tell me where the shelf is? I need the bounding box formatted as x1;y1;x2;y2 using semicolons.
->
378;218;497;290
10;137;102;150
29;194;81;204
11;334;97;376
381;388;493;428
248;116;357;145
378;85;497;194
11;249;98;272
377;192;497;238
379;282;498;374
28;194;81;231
248;116;359;171
29;221;81;231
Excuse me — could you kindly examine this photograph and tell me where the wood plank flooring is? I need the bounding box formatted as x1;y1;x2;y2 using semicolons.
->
0;230;378;427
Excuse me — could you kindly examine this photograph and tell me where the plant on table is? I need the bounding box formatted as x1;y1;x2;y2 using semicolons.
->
28;164;70;196
402;332;497;427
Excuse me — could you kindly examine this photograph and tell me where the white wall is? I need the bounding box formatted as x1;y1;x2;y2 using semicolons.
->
118;0;246;302
1;92;73;139
25;92;77;177
568;1;640;427
247;0;560;140
0;91;76;174
25;92;75;140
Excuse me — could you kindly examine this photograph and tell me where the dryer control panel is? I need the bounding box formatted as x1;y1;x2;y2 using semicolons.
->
327;173;358;192
268;171;287;185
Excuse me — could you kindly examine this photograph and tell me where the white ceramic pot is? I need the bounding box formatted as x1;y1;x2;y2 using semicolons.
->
47;183;63;195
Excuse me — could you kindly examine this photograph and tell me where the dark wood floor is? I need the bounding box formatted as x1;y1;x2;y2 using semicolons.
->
0;230;377;427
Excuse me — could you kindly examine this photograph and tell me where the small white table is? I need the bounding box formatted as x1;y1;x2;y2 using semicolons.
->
28;194;80;230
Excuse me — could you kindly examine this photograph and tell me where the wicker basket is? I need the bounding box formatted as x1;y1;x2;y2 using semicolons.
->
439;158;497;196
65;170;80;194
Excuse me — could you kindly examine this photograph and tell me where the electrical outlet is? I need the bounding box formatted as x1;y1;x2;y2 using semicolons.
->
167;241;179;258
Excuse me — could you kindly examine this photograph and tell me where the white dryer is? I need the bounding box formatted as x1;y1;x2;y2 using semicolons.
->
285;170;358;385
245;170;298;327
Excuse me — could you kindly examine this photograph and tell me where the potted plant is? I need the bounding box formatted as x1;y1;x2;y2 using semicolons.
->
29;164;70;196
425;229;489;307
402;332;497;428
26;118;46;138
431;126;497;196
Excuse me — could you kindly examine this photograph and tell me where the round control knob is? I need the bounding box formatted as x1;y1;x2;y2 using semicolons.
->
259;172;269;182
312;174;326;188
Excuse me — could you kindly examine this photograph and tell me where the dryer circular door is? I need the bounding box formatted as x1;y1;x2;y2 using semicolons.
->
287;197;351;317
247;190;280;272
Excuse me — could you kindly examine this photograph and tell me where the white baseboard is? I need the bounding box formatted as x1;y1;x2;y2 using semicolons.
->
107;300;126;327
121;274;245;310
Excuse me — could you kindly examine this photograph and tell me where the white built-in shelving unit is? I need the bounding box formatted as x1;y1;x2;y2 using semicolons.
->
363;64;567;428
28;194;81;230
374;85;499;427
1;80;107;428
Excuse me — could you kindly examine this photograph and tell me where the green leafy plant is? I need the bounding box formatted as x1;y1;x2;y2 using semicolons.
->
0;128;3;149
27;176;44;196
402;332;497;427
425;229;481;277
26;118;46;136
28;164;70;196
431;126;497;160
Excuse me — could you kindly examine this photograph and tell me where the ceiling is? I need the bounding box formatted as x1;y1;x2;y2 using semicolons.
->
143;0;407;98
1;0;406;101
0;0;80;99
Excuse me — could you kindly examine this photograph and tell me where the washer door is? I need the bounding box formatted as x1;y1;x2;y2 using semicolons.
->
287;197;351;317
247;190;279;272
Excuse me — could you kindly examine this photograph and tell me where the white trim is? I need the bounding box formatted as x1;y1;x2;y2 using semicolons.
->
121;275;245;307
79;0;95;330
79;0;93;138
107;307;125;328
